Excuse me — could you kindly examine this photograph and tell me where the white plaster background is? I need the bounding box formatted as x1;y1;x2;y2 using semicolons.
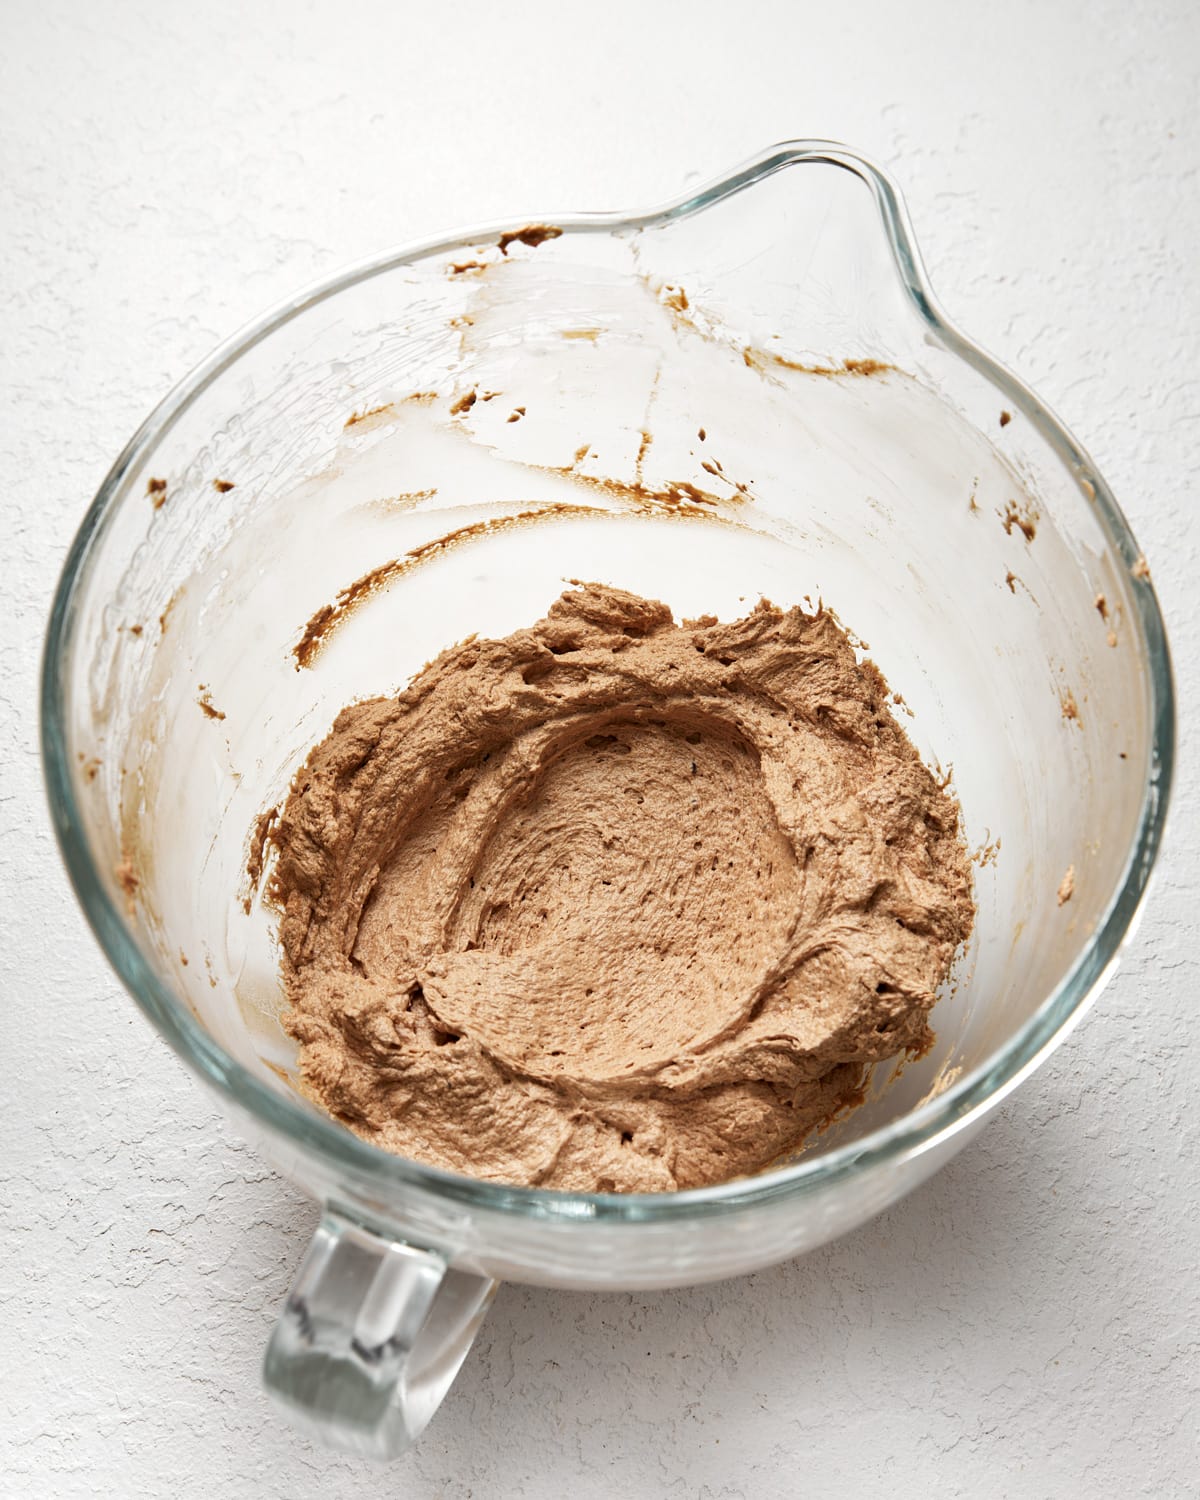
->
2;1;1197;1495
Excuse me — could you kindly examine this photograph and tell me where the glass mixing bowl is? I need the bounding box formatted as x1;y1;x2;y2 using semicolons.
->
42;141;1173;1459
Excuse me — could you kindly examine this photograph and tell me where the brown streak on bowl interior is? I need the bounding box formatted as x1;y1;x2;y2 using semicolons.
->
547;467;726;512
742;348;895;378
159;587;182;635
293;506;595;668
115;856;139;915
344;402;395;428
244;804;280;910
292;487;743;669
497;225;563;255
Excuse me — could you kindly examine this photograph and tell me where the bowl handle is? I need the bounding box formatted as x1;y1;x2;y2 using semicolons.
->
263;1207;496;1459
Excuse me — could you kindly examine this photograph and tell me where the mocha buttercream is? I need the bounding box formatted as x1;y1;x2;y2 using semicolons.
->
267;583;973;1191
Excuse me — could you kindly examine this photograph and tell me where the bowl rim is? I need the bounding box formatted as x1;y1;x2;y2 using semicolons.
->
41;139;1176;1224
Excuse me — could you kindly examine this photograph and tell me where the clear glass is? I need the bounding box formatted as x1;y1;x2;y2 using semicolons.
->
41;142;1174;1455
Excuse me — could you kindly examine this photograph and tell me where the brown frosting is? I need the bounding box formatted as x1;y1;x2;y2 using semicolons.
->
267;583;973;1192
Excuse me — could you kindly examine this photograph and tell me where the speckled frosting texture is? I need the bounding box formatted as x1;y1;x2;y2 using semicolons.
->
268;582;973;1191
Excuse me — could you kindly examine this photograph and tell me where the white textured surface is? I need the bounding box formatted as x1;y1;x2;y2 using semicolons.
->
3;0;1198;1493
